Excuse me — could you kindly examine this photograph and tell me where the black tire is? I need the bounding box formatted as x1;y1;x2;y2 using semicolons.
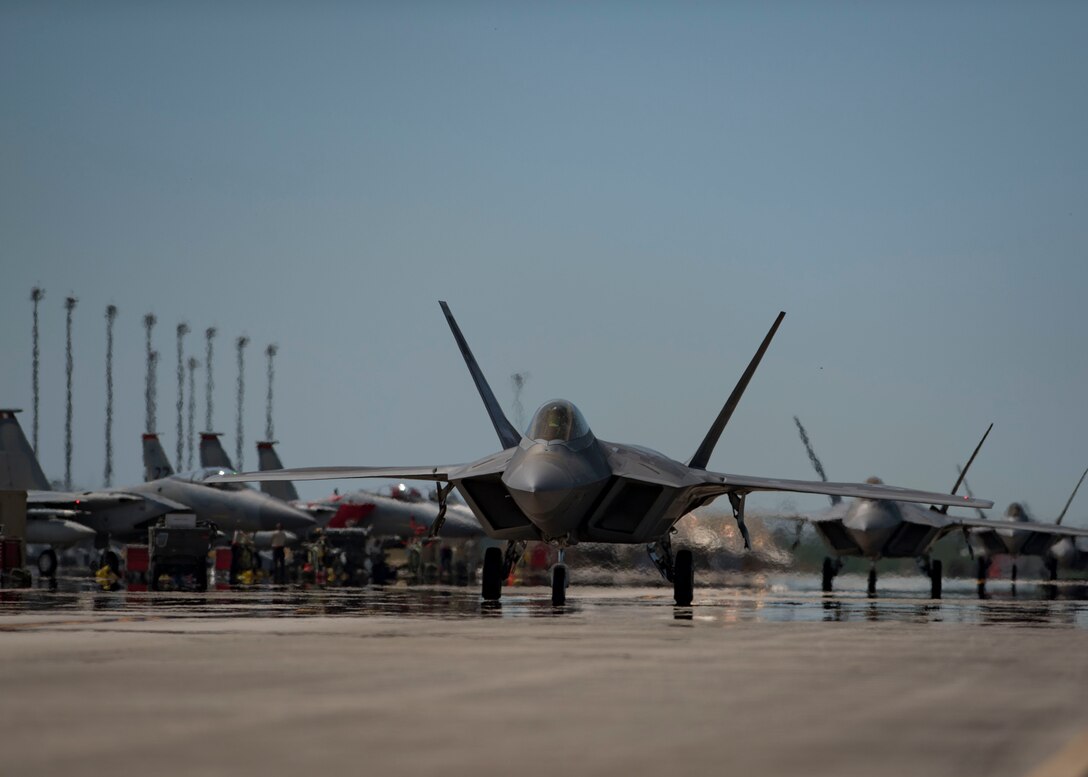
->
867;567;877;596
37;549;58;578
551;564;567;606
929;559;943;599
481;546;503;601
673;549;694;606
195;564;208;592
977;557;990;582
150;564;161;591
821;557;835;592
1011;563;1018;583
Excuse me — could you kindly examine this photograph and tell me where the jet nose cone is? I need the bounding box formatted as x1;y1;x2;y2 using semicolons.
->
504;459;575;517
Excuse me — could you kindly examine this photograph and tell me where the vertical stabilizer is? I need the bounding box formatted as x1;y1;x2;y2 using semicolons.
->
689;312;785;470
439;302;521;450
200;432;235;470
1056;466;1088;526
142;433;174;482
257;441;299;502
936;423;992;514
0;409;52;491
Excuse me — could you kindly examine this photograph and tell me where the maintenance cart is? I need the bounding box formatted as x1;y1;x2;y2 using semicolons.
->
148;515;217;592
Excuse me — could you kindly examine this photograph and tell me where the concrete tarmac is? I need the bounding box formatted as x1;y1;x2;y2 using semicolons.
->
1;581;1087;777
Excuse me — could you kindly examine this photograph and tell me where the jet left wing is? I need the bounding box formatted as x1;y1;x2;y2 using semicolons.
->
700;471;994;510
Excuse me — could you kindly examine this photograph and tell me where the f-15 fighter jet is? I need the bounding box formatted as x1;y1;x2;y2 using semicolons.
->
214;303;993;606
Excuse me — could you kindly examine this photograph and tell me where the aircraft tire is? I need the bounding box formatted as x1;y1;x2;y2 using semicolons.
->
481;547;503;601
150;564;161;591
195;564;208;592
929;559;942;599
673;549;694;606
976;557;990;582
37;549;58;578
1011;563;1018;583
867;567;877;597
821;557;835;592
551;564;567;606
1046;557;1058;582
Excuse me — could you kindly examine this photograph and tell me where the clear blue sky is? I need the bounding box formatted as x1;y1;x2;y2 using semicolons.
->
2;2;1086;521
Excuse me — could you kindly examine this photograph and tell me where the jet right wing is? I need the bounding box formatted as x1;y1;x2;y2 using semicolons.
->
699;471;994;510
950;515;1088;538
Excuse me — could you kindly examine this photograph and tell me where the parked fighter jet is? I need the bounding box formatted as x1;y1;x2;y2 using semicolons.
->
961;466;1088;585
214;302;997;606
1;409;185;575
140;432;315;539
255;439;483;538
791;418;1088;596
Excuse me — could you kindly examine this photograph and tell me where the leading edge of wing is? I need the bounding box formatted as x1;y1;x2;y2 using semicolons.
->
952;516;1088;538
211;465;458;484
702;471;994;510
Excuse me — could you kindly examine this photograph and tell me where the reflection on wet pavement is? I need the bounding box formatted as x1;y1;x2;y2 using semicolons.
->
2;572;1087;630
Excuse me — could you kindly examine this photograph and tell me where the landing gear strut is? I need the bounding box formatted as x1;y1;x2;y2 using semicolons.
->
929;559;943;599
867;565;877;597
646;534;695;605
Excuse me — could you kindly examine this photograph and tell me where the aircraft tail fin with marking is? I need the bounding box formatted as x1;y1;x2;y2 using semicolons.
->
1055;466;1088;526
0;409;52;491
257;441;300;502
688;312;785;470
142;433;174;481
199;432;235;470
937;423;992;515
439;301;521;450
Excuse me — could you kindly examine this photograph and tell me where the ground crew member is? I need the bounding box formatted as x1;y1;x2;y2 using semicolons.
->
270;522;287;583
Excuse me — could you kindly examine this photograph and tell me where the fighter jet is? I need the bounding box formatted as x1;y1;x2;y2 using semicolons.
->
961;466;1088;585
213;302;994;606
255;439;484;539
139;432;315;540
1;409;186;575
0;411;315;576
790;418;1088;596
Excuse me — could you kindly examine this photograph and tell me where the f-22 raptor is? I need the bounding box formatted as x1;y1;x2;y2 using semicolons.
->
215;303;992;606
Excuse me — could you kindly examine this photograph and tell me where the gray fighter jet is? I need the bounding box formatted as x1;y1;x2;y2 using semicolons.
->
1;409;186;575
0;410;314;576
791;418;1088;596
962;466;1088;585
214;302;994;606
139;432;315;538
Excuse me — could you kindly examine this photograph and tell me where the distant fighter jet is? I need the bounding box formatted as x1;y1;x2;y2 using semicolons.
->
0;410;315;577
214;302;995;606
1;409;184;575
254;439;484;539
960;465;1088;585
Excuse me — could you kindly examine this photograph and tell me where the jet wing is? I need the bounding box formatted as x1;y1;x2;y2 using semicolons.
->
951;516;1088;538
211;465;460;484
700;472;994;510
27;490;143;509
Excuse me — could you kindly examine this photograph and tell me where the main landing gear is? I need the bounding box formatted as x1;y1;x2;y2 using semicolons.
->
648;533;694;606
552;549;568;606
821;557;841;592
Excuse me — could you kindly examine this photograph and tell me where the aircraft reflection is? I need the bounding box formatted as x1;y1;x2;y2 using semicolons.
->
1;575;1086;629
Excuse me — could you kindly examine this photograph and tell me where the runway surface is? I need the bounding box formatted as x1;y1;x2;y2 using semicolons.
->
2;576;1087;777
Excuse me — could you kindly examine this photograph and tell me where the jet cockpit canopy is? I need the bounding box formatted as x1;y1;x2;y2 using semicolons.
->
177;467;248;491
526;400;591;443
